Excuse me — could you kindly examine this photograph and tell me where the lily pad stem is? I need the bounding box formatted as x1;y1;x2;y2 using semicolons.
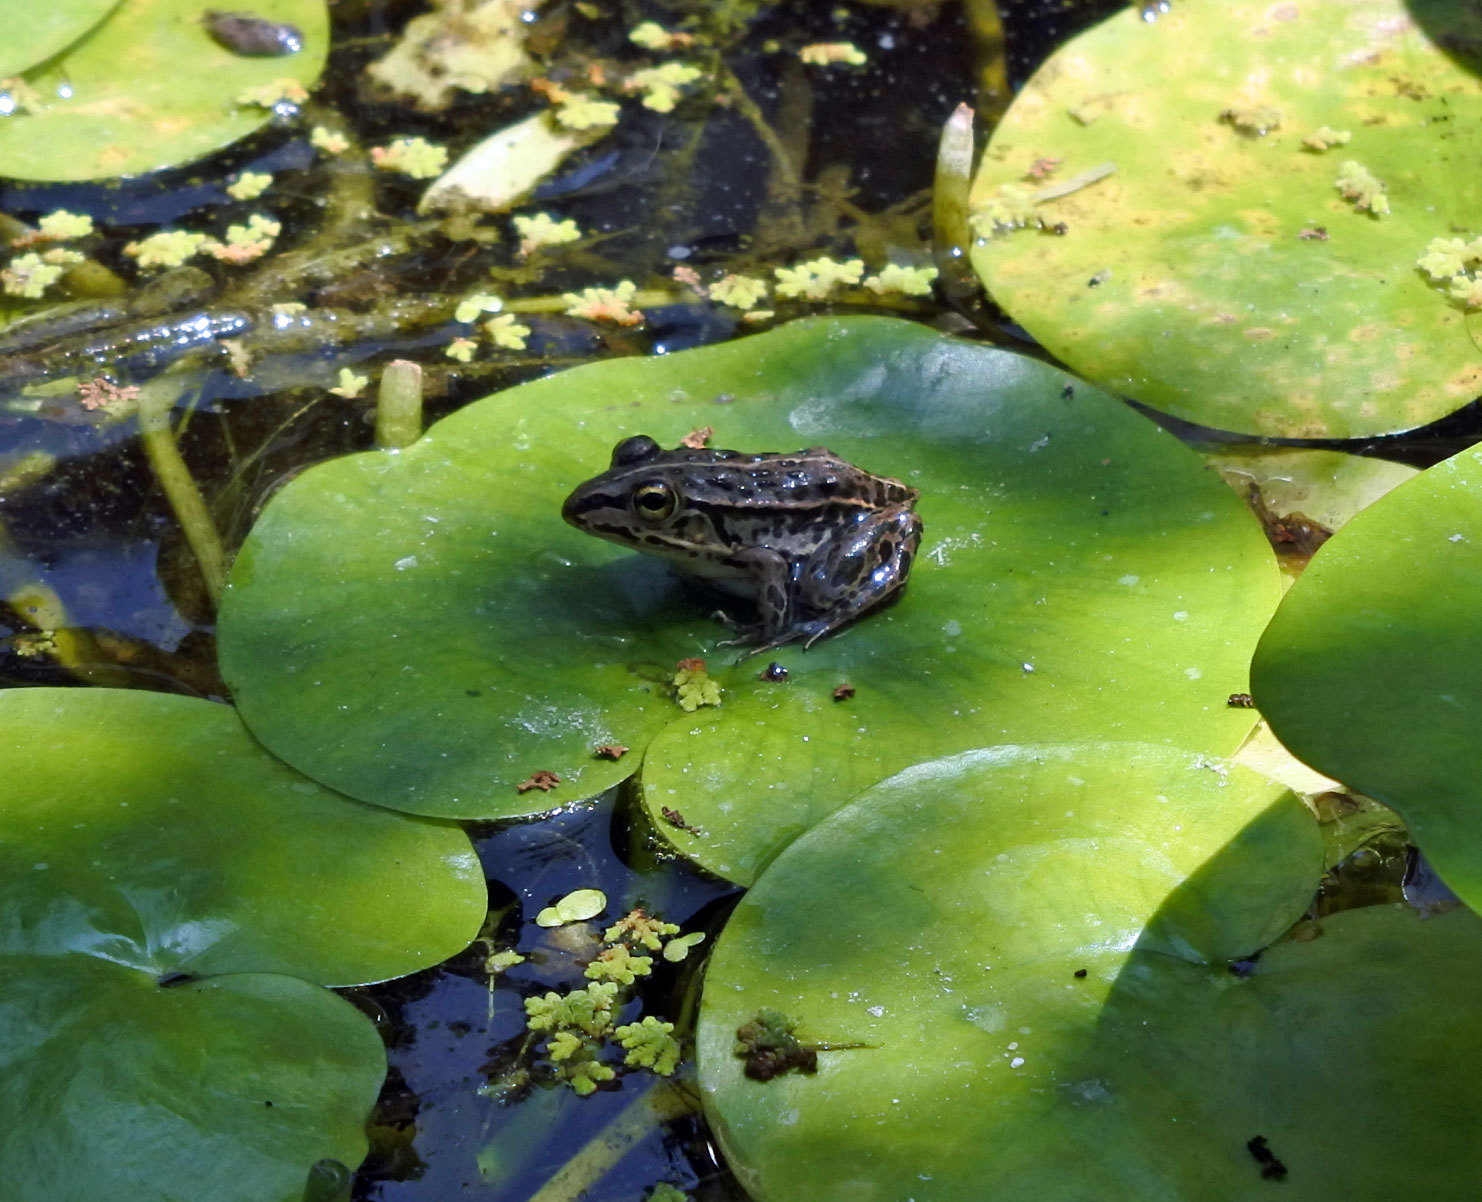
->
526;1078;696;1202
720;65;805;196
375;359;424;449
962;0;1012;125
137;376;227;607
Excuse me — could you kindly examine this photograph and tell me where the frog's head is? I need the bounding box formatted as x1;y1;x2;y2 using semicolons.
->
561;435;741;572
563;435;684;541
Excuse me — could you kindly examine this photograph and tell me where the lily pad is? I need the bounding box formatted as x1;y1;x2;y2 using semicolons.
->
1;954;384;1202
0;0;329;182
0;687;486;983
0;686;481;1200
970;0;1482;439
697;742;1327;1201
219;317;1279;827
0;0;119;77
1252;444;1482;911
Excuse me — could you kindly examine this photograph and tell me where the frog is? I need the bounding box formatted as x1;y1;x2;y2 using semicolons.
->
562;434;922;653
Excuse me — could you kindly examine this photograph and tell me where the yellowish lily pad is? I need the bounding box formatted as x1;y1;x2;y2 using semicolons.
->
971;0;1482;439
0;0;329;181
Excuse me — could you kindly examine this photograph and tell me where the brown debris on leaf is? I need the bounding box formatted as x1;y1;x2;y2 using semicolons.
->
680;426;713;449
593;743;629;760
516;769;562;793
832;683;856;701
1246;1135;1289;1181
660;806;703;836
734;1010;819;1082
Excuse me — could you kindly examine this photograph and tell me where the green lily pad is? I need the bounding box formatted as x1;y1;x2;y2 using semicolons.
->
0;0;329;182
0;0;119;77
636;343;1280;882
970;0;1482;439
1252;445;1482;910
0;687;477;1200
1;953;384;1202
697;741;1325;1201
0;687;486;983
219;317;1279;826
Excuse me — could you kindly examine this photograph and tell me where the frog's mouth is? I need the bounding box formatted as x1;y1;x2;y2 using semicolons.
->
560;484;618;530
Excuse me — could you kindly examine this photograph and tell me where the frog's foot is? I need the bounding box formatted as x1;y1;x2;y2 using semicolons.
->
710;608;780;648
710;610;766;658
735;612;864;659
720;622;819;660
717;628;772;659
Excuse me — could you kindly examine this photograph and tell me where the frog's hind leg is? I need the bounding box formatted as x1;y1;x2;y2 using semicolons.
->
800;507;922;649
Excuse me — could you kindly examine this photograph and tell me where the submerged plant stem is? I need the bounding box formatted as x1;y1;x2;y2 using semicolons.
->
525;1078;697;1202
963;0;1011;125
137;376;228;607
722;64;807;246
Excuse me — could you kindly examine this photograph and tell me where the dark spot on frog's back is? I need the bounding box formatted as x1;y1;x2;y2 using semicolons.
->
203;10;304;57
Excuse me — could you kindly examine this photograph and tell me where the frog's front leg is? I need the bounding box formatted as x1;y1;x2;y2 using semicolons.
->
795;505;922;648
714;545;796;650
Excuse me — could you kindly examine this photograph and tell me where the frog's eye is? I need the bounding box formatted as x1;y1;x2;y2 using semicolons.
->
631;481;677;521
